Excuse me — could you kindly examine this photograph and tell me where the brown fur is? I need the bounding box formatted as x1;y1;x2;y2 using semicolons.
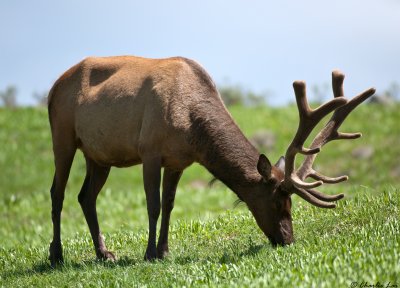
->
48;55;292;266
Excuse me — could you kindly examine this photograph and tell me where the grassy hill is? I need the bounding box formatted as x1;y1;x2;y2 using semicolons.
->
0;104;399;287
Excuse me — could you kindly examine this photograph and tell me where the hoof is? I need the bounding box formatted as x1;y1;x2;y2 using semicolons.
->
49;242;63;267
97;249;117;262
144;248;157;261
156;245;169;259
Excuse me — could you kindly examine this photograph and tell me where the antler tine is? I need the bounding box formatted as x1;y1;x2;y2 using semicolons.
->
293;71;375;208
308;170;348;184
283;81;347;190
292;186;337;208
304;188;344;202
332;70;345;97
326;87;376;142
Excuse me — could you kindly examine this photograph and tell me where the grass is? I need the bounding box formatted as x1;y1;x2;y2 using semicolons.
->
0;103;399;287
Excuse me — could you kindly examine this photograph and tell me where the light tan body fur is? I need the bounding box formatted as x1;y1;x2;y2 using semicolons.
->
49;56;221;170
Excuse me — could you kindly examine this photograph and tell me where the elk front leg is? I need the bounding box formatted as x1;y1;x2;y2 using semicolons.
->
143;156;162;261
157;168;183;259
78;159;115;261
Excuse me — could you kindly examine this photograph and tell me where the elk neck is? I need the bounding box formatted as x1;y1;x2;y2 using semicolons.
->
188;100;262;196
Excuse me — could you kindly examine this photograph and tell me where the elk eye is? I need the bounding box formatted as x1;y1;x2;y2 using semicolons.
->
266;177;278;187
279;186;290;196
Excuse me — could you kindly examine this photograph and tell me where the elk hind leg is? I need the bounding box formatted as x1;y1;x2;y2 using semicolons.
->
49;146;76;266
78;158;115;261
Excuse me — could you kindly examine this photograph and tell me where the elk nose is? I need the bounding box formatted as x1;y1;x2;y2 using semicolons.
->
268;234;294;246
268;235;278;246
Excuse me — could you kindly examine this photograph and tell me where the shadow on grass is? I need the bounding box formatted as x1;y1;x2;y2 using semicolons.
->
2;243;268;280
219;244;265;264
1;256;138;280
174;243;266;265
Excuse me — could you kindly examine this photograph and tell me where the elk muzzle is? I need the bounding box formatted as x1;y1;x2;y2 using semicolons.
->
267;217;294;246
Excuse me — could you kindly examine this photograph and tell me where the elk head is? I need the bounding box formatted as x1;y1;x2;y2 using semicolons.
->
244;70;375;246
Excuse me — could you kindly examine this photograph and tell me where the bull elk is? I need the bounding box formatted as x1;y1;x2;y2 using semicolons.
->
47;56;375;265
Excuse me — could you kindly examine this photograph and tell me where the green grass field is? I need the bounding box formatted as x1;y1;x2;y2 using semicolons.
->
0;104;399;287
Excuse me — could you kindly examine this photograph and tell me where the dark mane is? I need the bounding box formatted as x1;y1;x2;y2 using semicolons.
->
187;104;260;192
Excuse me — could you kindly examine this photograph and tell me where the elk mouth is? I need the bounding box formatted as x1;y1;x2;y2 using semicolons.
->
267;219;294;246
267;234;294;246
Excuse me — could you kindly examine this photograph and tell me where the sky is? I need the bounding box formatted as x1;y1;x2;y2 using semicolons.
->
1;0;399;106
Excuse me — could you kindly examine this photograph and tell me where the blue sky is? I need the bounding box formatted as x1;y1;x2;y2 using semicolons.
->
1;0;399;105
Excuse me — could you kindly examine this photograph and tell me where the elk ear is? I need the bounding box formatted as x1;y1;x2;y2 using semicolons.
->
275;156;285;172
257;154;272;180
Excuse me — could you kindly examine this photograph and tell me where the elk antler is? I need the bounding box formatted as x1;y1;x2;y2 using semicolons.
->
283;70;375;208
